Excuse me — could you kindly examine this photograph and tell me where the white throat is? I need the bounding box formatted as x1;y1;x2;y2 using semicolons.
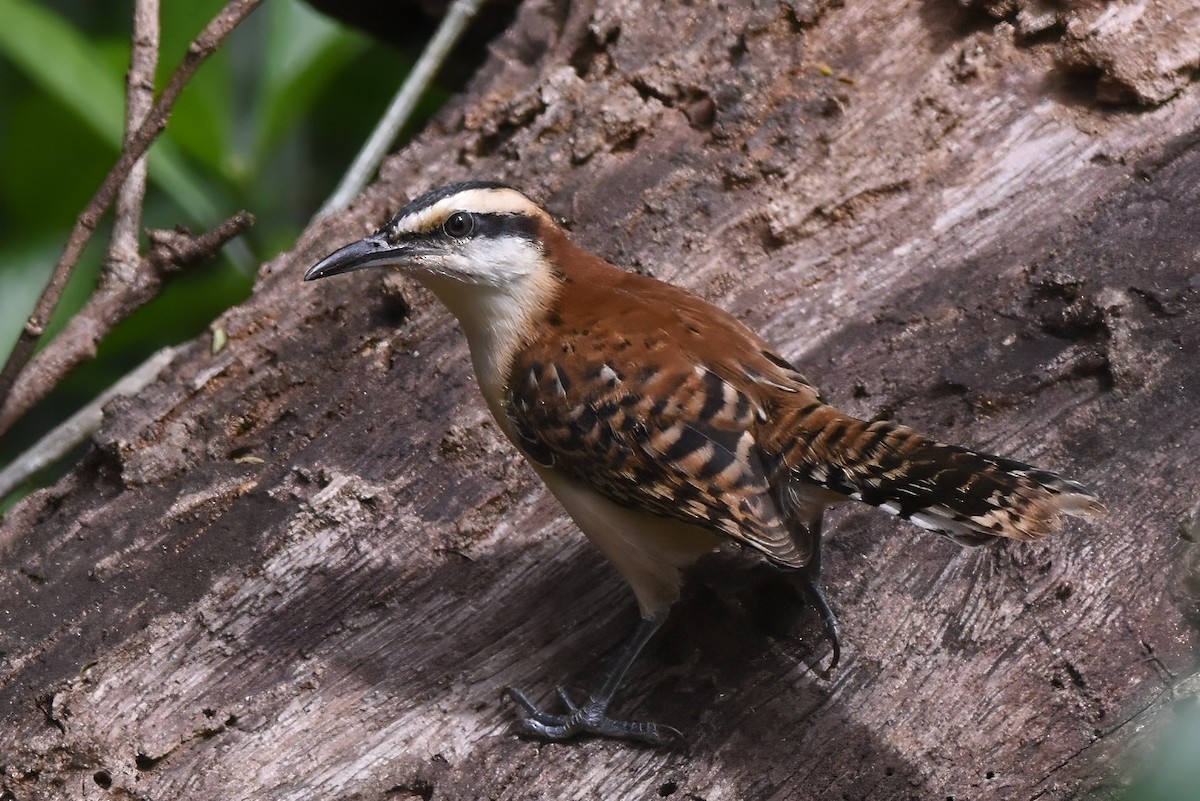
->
416;262;557;425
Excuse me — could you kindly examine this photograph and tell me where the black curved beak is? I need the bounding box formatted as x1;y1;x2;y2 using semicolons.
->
304;234;426;281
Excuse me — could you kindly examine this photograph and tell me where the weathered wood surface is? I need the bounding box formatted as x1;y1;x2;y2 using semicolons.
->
3;1;1199;798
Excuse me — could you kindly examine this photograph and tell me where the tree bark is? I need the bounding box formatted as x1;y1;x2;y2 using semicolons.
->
3;1;1198;799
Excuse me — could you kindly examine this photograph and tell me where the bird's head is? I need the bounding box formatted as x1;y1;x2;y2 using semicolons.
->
304;181;557;290
305;182;568;396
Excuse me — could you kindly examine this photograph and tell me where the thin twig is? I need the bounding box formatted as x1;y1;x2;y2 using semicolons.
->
0;347;178;508
0;212;254;437
317;0;487;218
145;211;257;271
106;0;160;283
0;0;264;412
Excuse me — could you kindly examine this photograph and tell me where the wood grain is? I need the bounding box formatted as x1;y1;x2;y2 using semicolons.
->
2;1;1197;798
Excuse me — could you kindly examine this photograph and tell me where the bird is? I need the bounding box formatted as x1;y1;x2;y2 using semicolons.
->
305;180;1104;746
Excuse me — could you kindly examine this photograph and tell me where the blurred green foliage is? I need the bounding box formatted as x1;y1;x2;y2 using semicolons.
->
0;0;447;493
1115;694;1200;801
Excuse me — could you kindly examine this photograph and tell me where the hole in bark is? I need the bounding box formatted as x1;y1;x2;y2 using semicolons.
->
387;779;434;800
729;32;748;65
1064;661;1087;688
35;692;65;733
611;130;642;153
373;281;412;328
658;780;678;796
570;23;619;78
134;753;161;771
683;90;716;131
19;568;46;585
1028;273;1104;340
93;770;113;789
986;770;996;779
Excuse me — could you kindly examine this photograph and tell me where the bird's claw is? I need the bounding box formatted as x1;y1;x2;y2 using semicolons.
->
793;569;842;677
555;686;579;712
503;687;683;747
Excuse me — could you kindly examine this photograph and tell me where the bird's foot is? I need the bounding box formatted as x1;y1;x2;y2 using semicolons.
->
504;686;683;747
801;579;841;677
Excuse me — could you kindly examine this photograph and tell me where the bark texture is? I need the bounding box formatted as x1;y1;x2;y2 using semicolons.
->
3;1;1199;799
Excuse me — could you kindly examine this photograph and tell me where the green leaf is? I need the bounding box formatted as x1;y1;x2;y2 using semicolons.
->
0;238;63;362
160;0;234;181
0;0;224;224
253;0;370;165
0;0;125;142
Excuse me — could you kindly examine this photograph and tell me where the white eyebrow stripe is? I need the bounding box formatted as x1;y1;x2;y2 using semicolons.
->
391;188;550;234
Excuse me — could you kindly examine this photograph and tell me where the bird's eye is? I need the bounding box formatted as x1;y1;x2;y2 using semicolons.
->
442;212;474;238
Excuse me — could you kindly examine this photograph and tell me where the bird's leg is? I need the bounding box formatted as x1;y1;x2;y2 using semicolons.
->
505;610;682;746
790;511;842;675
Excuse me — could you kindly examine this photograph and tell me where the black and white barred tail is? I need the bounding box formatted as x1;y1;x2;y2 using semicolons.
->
778;408;1105;544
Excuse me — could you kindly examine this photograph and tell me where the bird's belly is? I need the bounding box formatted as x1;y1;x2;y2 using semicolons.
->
533;465;722;617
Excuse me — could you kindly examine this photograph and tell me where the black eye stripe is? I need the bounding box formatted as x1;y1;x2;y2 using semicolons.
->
439;212;540;241
383;211;542;243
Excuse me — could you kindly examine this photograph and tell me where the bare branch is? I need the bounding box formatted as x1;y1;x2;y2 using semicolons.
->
0;212;254;438
145;211;257;272
0;0;264;413
106;0;161;283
